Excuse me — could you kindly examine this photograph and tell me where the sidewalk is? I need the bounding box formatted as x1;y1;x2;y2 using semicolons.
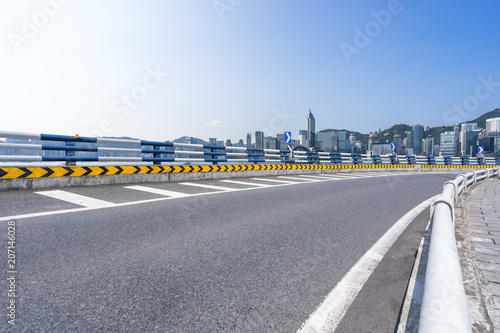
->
464;178;500;331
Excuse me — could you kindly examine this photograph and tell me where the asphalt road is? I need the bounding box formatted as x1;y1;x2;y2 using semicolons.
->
0;171;457;332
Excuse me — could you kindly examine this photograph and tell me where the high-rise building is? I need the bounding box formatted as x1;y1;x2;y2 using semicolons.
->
486;117;500;133
405;131;412;151
209;138;217;145
440;131;458;156
405;125;424;155
425;135;435;156
460;123;479;155
412;125;424;155
246;133;252;148
298;130;308;147
306;109;316;148
255;131;264;149
268;137;278;150
276;133;287;150
485;118;500;156
393;134;403;155
463;129;482;156
317;131;334;151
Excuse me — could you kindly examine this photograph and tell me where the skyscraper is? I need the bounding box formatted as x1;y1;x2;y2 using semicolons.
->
440;131;458;156
298;130;308;147
255;131;264;149
425;135;435;156
246;133;252;148
306;109;316;147
412;125;424;155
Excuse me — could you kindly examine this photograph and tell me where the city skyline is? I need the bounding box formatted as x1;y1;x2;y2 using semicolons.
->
177;107;500;148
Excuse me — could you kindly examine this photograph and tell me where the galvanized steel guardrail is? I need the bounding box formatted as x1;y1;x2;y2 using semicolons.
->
419;167;500;332
1;130;499;166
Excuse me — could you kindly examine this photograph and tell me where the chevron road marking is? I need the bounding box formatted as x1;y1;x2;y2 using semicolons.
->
297;196;436;333
179;182;236;191
124;185;189;198
220;180;273;187
35;190;115;208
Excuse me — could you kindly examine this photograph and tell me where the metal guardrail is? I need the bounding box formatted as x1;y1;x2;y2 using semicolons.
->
419;167;500;332
0;130;499;166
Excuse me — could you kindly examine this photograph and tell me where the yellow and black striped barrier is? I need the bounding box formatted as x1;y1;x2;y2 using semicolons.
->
0;164;415;180
420;165;498;169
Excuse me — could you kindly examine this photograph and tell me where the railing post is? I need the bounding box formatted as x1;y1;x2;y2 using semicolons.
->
212;148;218;165
65;141;76;166
153;145;161;165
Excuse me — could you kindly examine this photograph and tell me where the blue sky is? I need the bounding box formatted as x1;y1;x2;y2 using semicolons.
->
1;0;499;142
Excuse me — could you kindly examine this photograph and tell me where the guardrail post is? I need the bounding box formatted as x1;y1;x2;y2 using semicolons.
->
211;148;218;165
65;141;76;166
153;145;161;165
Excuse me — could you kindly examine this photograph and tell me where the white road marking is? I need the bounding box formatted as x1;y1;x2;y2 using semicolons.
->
251;178;297;184
310;174;357;179
396;220;431;332
278;176;319;182
295;175;332;180
220;180;272;187
1;172;431;222
35;190;115;208
179;182;236;191
124;185;189;198
297;196;436;333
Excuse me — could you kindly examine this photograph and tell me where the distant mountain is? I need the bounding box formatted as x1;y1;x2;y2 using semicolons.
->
172;136;209;145
318;129;370;145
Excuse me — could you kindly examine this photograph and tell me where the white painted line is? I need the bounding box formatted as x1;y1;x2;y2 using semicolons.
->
278;176;318;182
35;190;115;208
295;175;333;180
124;185;189;198
220;180;272;187
311;174;357;179
0;180;291;222
297;196;436;333
1;172;436;222
251;178;297;184
179;182;236;191
396;220;431;333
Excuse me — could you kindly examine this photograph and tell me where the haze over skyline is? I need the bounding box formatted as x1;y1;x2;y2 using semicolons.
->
1;0;500;142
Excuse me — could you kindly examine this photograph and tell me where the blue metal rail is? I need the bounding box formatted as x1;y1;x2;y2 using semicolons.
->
0;130;499;166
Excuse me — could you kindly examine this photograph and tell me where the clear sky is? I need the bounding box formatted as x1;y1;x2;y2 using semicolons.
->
1;0;499;142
